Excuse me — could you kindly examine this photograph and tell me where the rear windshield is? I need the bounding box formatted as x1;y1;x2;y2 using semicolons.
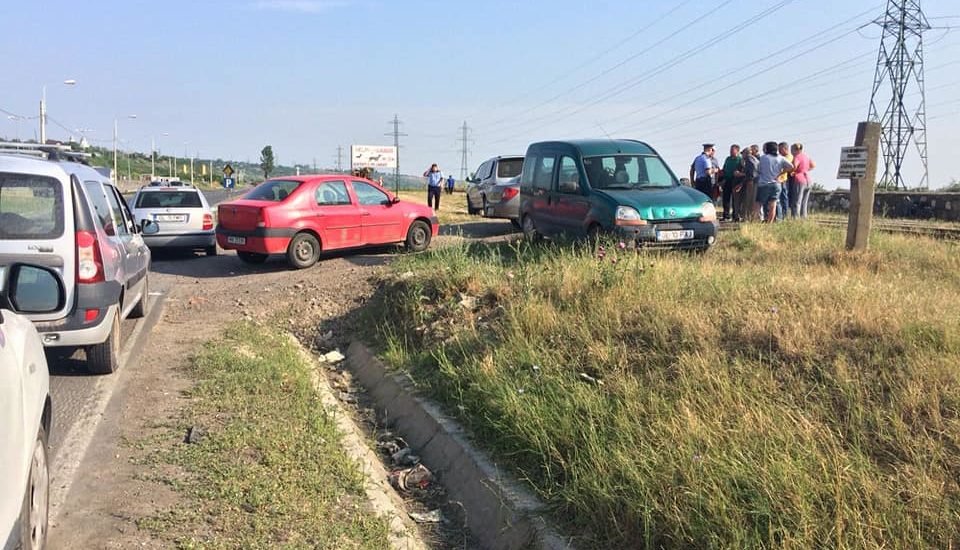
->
497;158;524;179
246;180;301;202
583;155;677;189
0;173;64;239
136;190;203;208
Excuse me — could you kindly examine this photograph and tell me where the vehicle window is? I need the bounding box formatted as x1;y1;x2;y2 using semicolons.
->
583;155;677;189
497;158;524;179
532;155;556;191
0;172;64;239
83;181;117;236
520;155;537;188
135;190;203;208
352;181;390;206
246;180;301;201
102;184;131;235
315;181;351;206
557;156;581;194
108;186;138;234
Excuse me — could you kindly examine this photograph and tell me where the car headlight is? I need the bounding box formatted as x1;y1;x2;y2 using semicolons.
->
614;206;647;226
699;202;717;222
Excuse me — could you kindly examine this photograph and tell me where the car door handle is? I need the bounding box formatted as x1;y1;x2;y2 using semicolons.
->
360;211;371;216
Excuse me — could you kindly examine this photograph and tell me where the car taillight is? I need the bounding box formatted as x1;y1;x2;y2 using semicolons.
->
203;213;214;230
76;230;105;283
257;208;266;228
502;187;519;201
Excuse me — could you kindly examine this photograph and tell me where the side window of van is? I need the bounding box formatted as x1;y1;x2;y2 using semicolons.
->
83;181;117;236
532;155;556;192
106;185;137;234
558;156;580;194
102;185;132;236
520;156;537;188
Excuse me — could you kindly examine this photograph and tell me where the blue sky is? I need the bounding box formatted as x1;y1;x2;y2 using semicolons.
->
1;0;958;188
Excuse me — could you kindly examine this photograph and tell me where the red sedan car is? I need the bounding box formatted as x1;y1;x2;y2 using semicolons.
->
216;176;439;269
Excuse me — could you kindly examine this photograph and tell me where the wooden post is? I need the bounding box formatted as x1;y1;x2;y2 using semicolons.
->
845;121;881;251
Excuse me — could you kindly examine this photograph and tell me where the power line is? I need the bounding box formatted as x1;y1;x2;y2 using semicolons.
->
456;121;473;181
385;114;407;194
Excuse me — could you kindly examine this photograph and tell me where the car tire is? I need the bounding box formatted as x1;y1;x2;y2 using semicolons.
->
481;196;489;217
522;215;542;242
466;195;479;215
237;251;268;264
18;423;49;550
286;232;321;269
129;277;149;319
587;223;603;244
405;220;432;252
510;219;522;231
87;311;121;375
205;245;218;257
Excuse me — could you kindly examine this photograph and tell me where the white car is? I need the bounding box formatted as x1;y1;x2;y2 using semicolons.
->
130;185;217;256
1;263;59;550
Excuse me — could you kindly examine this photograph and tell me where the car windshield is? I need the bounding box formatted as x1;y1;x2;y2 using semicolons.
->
583;155;677;189
246;180;301;201
0;172;64;239
136;190;202;208
497;158;524;179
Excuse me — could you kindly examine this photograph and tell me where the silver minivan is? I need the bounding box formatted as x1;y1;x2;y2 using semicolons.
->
0;148;157;374
466;155;524;227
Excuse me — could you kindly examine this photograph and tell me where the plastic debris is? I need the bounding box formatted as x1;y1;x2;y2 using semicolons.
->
389;464;434;492
409;509;442;523
322;350;346;363
578;372;604;386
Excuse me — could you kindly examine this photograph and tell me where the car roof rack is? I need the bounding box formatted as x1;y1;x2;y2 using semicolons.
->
0;141;92;164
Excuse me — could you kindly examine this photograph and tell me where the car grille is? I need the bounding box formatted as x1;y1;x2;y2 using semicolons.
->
649;216;700;224
636;237;709;250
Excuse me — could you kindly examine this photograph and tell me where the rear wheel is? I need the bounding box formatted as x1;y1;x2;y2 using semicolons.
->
405;220;432;252
287;232;321;269
87;310;120;375
18;423;49;550
522;215;542;242
129;276;149;319
237;251;268;264
205;244;218;256
466;193;480;215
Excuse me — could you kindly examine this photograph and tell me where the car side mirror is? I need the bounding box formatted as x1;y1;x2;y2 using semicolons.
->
559;180;580;193
1;263;65;314
680;178;691;187
141;219;160;235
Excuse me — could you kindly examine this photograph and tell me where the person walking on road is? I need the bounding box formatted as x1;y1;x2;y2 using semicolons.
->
423;163;444;210
692;144;718;198
755;141;793;224
720;144;744;221
790;143;815;218
776;141;793;221
445;174;456;195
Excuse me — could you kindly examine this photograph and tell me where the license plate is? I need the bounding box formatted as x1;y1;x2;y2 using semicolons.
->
656;229;694;242
227;236;246;245
155;214;187;222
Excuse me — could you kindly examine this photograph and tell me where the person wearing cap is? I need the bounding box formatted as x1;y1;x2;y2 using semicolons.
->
423;163;444;210
691;144;717;198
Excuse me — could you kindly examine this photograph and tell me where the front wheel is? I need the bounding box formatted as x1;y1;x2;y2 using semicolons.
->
18;424;49;550
237;251;268;264
86;310;120;374
405;220;432;252
466;193;480;215
522;215;542;242
286;232;321;269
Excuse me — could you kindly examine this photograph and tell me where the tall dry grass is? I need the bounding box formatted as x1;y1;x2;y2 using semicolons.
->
367;222;960;549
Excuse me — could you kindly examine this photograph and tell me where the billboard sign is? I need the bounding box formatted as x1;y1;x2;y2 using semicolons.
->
351;145;397;170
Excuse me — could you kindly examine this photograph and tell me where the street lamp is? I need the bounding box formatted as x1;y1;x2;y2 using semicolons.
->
113;114;137;184
7;115;22;141
39;79;77;143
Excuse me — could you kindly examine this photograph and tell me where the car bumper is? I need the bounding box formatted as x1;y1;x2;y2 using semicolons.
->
144;231;215;249
430;216;440;236
614;220;719;249
215;226;294;255
483;198;519;220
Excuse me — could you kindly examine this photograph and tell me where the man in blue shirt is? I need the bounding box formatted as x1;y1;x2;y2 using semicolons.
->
691;143;717;198
445;174;456;195
423;163;444;210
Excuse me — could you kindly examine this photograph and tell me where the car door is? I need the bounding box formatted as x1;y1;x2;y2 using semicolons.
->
528;154;557;235
313;180;362;250
101;183;147;313
554;155;591;237
0;312;26;532
351;180;404;245
467;161;488;210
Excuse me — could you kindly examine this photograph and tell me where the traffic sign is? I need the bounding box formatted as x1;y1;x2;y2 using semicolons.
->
223;164;235;177
222;177;235;189
837;146;868;179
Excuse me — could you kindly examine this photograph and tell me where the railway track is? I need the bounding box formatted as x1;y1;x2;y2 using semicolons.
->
718;218;960;241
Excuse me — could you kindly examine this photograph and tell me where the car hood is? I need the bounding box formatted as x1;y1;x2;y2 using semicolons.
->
595;186;710;220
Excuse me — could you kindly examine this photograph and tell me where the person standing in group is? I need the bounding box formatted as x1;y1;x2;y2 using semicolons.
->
740;144;759;222
776;141;793;221
445;174;456;195
691;143;717;198
754;141;793;224
790;143;816;218
423;163;444;210
720;144;744;221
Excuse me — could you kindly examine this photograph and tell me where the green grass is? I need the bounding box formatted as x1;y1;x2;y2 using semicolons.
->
138;323;391;549
363;222;960;549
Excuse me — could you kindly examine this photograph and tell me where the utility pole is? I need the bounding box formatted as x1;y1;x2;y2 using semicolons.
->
867;0;932;189
457;120;472;182
151;136;156;179
385;115;407;195
336;145;343;173
313;156;317;173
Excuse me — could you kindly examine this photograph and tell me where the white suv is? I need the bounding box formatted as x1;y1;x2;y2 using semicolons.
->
0;146;157;374
131;185;217;255
1;263;59;550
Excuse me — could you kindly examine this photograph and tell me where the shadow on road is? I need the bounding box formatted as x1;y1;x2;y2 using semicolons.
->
439;221;518;239
149;247;396;278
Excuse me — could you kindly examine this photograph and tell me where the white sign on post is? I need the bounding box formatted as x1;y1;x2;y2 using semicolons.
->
837;146;869;179
350;145;398;170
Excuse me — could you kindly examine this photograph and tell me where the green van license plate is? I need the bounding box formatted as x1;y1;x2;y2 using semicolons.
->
656;230;694;241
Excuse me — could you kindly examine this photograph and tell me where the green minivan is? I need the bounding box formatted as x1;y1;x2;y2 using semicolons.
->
519;139;718;251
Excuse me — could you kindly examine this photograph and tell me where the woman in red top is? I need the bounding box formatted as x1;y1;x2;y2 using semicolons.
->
790;143;816;219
